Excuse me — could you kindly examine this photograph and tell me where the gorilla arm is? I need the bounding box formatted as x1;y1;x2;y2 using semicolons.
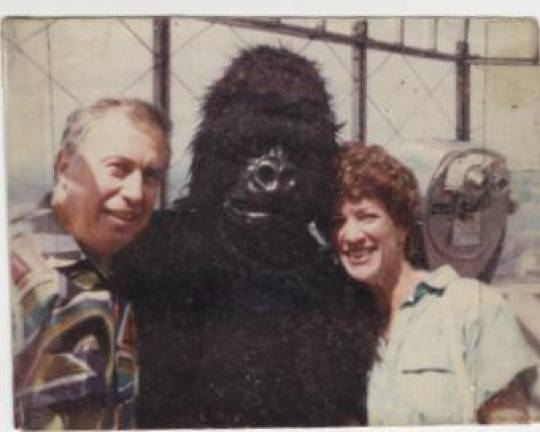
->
477;372;530;424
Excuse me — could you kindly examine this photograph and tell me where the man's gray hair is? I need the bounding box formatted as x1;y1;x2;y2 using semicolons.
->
60;98;172;155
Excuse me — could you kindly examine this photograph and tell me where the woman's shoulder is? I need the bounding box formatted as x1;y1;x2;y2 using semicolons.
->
422;265;477;299
425;265;507;317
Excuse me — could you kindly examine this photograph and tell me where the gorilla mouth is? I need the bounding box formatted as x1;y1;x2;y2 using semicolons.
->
224;198;274;221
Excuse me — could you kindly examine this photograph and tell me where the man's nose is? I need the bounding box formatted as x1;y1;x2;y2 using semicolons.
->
121;171;144;203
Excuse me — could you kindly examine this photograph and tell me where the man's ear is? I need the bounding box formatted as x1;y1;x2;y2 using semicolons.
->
55;149;71;182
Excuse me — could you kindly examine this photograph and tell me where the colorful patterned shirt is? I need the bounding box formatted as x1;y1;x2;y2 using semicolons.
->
10;199;138;429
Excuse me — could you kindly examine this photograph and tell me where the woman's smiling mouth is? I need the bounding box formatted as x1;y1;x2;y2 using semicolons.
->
342;245;377;265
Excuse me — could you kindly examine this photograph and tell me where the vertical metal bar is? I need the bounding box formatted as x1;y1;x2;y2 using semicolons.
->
433;18;439;52
463;17;470;45
45;21;56;153
153;17;171;208
351;20;368;144
456;41;470;141
399;18;405;47
534;18;539;63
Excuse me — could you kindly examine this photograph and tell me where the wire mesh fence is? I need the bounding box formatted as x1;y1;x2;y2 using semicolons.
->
4;17;538;207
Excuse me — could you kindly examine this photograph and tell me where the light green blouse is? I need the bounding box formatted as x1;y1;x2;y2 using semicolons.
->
367;265;538;426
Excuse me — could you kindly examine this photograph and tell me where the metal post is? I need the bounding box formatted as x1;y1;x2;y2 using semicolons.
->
153;17;171;207
432;18;439;52
351;20;368;144
456;41;470;141
399;18;405;48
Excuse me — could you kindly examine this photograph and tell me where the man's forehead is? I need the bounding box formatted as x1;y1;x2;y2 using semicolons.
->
65;110;169;168
81;113;165;146
90;110;157;133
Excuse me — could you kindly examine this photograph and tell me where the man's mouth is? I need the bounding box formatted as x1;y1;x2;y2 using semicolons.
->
105;210;141;225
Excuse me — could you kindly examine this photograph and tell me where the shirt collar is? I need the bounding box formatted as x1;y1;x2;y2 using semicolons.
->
35;211;82;257
423;264;461;289
401;265;459;307
31;196;87;268
35;207;112;279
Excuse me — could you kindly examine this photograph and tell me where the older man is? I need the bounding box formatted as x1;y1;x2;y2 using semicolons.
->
9;98;170;429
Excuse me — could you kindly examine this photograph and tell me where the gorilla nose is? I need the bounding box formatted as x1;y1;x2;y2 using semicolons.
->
251;159;296;193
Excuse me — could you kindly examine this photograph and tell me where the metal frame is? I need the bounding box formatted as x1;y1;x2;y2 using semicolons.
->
456;41;471;141
189;17;538;144
351;20;368;143
198;17;539;66
153;17;171;208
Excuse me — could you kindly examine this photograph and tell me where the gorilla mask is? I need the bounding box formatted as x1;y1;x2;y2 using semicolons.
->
187;46;340;267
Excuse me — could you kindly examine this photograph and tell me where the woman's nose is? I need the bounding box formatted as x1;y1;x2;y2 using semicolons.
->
339;220;366;245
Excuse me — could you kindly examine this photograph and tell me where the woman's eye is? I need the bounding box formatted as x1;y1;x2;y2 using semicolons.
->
332;216;346;227
355;212;378;222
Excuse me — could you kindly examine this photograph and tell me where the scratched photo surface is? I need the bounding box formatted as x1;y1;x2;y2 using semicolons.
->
4;17;540;427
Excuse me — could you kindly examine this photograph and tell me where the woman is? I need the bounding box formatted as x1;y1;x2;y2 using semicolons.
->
333;144;536;425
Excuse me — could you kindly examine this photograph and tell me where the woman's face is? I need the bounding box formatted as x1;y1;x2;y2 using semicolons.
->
335;198;406;286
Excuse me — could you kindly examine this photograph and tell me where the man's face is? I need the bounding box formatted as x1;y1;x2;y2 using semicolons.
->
54;111;169;262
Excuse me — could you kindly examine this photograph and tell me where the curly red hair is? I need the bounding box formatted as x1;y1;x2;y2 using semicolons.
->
335;143;421;232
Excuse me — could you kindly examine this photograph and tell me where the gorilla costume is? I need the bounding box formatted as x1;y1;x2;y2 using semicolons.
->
117;45;383;428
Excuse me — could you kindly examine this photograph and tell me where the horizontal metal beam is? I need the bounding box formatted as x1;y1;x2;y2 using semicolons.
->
369;35;457;61
200;17;459;62
467;56;539;66
199;17;540;66
199;17;359;46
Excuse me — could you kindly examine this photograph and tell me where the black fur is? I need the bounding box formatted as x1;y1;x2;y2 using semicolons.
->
116;46;382;428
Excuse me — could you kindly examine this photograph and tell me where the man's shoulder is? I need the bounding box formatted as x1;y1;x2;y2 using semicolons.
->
9;203;49;265
9;197;60;237
9;203;40;237
9;199;85;285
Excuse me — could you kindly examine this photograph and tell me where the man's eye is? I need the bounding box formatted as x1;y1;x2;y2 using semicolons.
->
108;163;130;177
143;169;163;186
